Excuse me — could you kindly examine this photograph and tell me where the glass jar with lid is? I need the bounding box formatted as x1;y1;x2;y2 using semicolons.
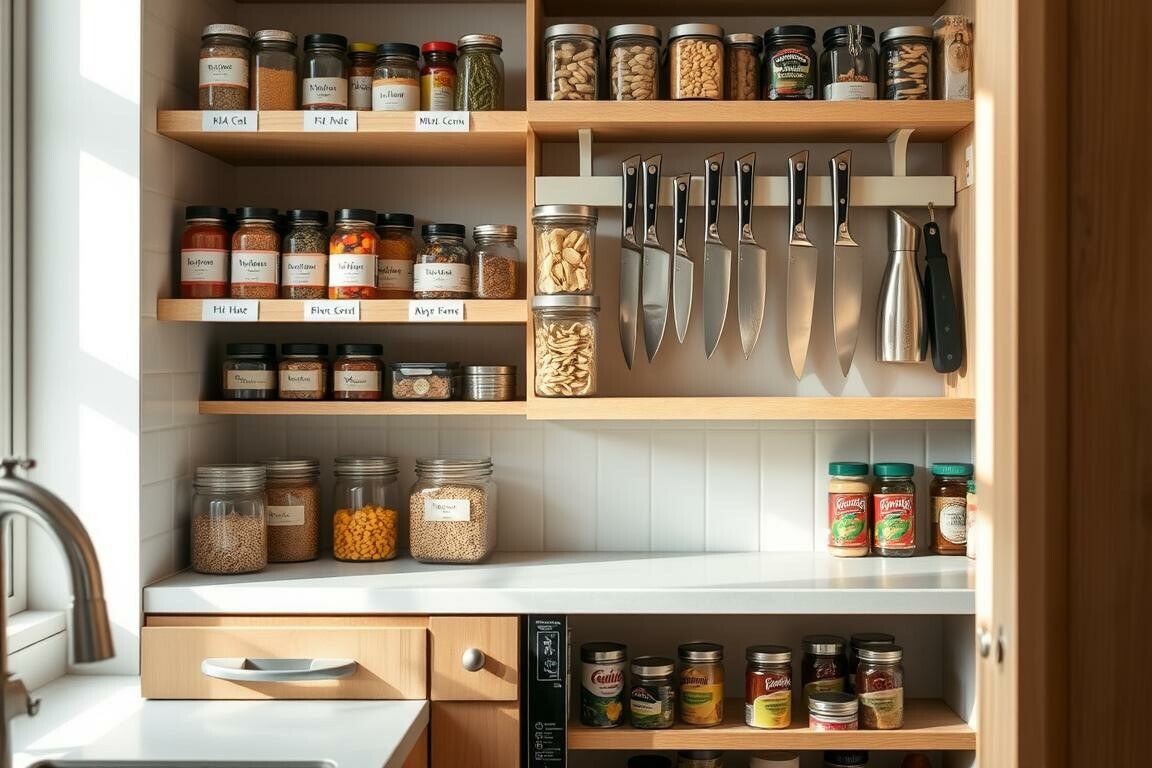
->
607;25;661;101
472;224;519;299
421;42;458;111
725;33;762;101
847;633;895;694
678;642;724;726
855;644;904;729
252;29;297;110
808;692;859;731
872;462;916;556
416;223;471;299
533;205;597;295
801;634;847;709
302;33;349;109
191;464;267;575
881;26;933;100
580;642;627;728
199;24;251;110
180;205;229;298
930;462;972;555
544;24;600;101
281;209;329;299
279;343;328;400
373;43;421;111
375;213;417;298
456;34;504;111
333;456;400;562
763;25;818;100
333;343;384;401
409;458;497;564
630;656;676;729
261;457;320;563
823;752;869;768
821;25;878;101
223;343;277;400
532;295;599;398
828;462;870;557
745;645;792;729
348;42;376;110
668;24;724;100
231;207;280;299
329;208;378;299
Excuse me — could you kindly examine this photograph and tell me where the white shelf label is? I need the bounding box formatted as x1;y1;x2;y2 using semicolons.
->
408;300;465;322
303;111;358;132
201;300;259;321
201;111;258;132
414;111;470;132
303;300;361;321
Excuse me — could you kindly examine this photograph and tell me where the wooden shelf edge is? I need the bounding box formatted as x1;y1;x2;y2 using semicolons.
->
158;110;528;134
199;400;528;416
157;299;527;324
527;397;976;421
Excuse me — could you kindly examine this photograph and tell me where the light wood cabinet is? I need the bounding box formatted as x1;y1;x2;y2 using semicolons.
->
430;616;519;701
430;702;520;768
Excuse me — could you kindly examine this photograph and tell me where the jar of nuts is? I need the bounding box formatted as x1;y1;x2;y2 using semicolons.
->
191;464;267;575
668;24;725;101
880;26;933;100
199;24;251;111
724;33;762;101
409;458;497;564
607;24;661;101
333;456;401;562
416;223;471;299
532;205;597;295
544;24;600;101
261;457;320;563
532;295;599;397
821;25;878;101
472;224;519;299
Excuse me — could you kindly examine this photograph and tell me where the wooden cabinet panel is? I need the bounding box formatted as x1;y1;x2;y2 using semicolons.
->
431;702;519;768
402;727;429;768
430;616;519;701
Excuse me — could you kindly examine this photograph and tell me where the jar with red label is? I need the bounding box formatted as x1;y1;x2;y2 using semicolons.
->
808;692;858;731
871;463;916;557
328;209;378;299
745;645;792;729
828;462;870;557
420;42;457;111
180;206;229;298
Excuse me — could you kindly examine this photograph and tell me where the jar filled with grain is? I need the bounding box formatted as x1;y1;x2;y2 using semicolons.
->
763;26;818;100
222;343;277;400
409;458;497;564
607;25;661;101
348;42;376;110
532;205;596;295
191;464;267;575
668;24;724;101
456;34;504;111
252;29;297;110
261;457;320;563
231;207;280;299
278;343;328;400
376;213;417;298
880;26;933;100
333;456;401;562
390;362;462;400
821;25;878;101
281;209;329;299
329;208;378;299
180;206;229;299
725;33;762;101
333;343;384;401
472;224;519;299
372;43;421;111
415;223;471;299
532;295;599;397
543;24;600;101
302;33;349;109
199;24;251;110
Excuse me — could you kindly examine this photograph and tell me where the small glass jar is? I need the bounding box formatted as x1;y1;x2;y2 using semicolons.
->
872;462;916;557
252;29;298;110
348;42;376;110
281;209;329;299
463;365;516;402
278;343;328;400
966;478;977;559
847;633;895;695
456;34;504;111
821;25;878;101
678;642;724;727
856;644;904;729
607;25;661;101
808;692;859;731
580;642;627;728
390;362;462;400
881;26;933;100
231;207;280;299
801;635;847;709
472;224;519;299
532;295;599;398
828;461;870;557
333;456;400;562
678;753;724;768
668;24;724;100
222;343;277;400
180;205;229;298
199;24;251;110
930;462;972;555
409;458;497;564
630;656;676;729
725;33;762;101
302;33;349;110
191;464;267;575
421;42;458;111
329;208;378;299
333;343;384;401
375;213;417;298
750;753;800;768
763;25;818;100
372;43;421;111
533;204;597;295
543;24;600;101
261;457;320;563
415;223;471;299
823;752;869;768
745;645;792;729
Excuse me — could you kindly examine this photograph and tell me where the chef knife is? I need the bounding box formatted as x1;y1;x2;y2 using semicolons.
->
736;152;767;358
923;219;965;373
640;154;671;362
671;173;693;344
785;150;817;379
702;153;731;359
618;154;642;369
830;150;863;377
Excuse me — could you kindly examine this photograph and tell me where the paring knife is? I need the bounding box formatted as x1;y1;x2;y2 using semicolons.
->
830;150;862;377
923;219;965;373
672;173;693;344
618;155;643;369
785;150;817;379
736;152;767;359
702;153;731;359
640;154;671;362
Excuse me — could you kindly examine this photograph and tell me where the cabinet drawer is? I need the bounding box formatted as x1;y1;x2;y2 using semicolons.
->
429;616;519;701
141;618;427;700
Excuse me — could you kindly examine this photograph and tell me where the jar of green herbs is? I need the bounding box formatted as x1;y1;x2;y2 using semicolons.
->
455;34;504;111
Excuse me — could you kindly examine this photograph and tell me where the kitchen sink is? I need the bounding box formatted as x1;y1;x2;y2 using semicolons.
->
29;762;337;768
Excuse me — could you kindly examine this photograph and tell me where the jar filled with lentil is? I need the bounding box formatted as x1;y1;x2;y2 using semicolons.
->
828;461;870;557
231;207;280;299
543;24;600;101
333;343;384;401
856;644;904;729
180;205;229;298
261;457;320;563
668;24;724;101
881;26;933;100
630;656;676;729
415;223;471;299
821;25;878;100
532;295;599;398
252;29;297;110
329;208;378;299
808;691;859;731
872;463;916;556
373;43;421;111
302;33;349;109
763;26;818;100
847;633;895;694
745;645;792;729
421;42;457;111
191;464;267;575
278;343;328;400
409;458;498;564
199;24;251;110
456;34;504;111
376;213;417;298
725;33;762;101
281;209;329;299
533;205;596;295
333;456;400;562
678;642;724;727
348;42;376;110
607;24;661;101
930;462;972;555
580;642;627;728
801;634;847;709
472;224;519;299
222;343;277;400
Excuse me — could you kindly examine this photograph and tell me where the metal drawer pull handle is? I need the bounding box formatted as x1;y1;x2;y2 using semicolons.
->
461;648;486;672
201;657;358;682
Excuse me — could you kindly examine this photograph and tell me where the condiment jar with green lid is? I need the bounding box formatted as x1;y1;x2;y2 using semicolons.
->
931;462;973;555
872;462;917;557
456;34;504;111
828;461;870;558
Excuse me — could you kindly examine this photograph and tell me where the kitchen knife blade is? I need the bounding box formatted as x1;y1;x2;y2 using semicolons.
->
702;153;731;359
831;150;862;377
923;220;965;373
736;152;768;358
618;154;643;369
785;150;817;379
672;173;693;344
640;154;671;362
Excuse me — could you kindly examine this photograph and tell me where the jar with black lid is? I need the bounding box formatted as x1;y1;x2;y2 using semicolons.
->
373;43;421;111
303;33;349;109
279;343;328;400
763;26;817;100
801;634;847;709
847;633;895;694
333;343;384;401
231;207;280;299
223;343;277;400
281;209;329;299
416;223;471;299
824;752;869;768
199;24;251;110
821;25;878;101
180;205;230;299
881;26;933;100
252;29;297;110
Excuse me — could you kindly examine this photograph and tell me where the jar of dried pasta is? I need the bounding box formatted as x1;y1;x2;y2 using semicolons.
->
231;207;280;299
544;24;600;101
668;24;724;100
678;642;724;727
532;295;599;398
409;458;497;564
532;205;596;295
881;26;933;100
376;213;417;298
416;223;471;299
199;24;251;110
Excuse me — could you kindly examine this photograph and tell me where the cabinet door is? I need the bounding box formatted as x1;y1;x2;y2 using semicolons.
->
402;727;428;768
430;616;519;701
431;702;519;768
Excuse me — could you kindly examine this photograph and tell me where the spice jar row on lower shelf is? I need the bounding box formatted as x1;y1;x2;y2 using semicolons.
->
627;751;932;768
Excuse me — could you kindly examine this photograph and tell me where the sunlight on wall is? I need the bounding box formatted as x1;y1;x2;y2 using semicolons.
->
80;0;139;104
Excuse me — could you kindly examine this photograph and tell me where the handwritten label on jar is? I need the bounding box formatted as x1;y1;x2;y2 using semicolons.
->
408;300;465;322
824;81;877;101
302;77;348;109
199;57;249;87
201;111;258;132
413;111;470;132
231;250;278;288
378;260;414;290
267;505;306;527
413;263;469;293
373;80;419;110
181;249;228;284
303;300;360;322
349;76;373;110
202;300;259;321
330;254;376;286
281;253;327;287
225;370;274;389
335;371;381;392
423;498;470;522
303;110;357;131
280;370;322;392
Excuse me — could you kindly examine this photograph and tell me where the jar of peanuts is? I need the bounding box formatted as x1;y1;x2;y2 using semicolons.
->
668;24;725;100
329;208;378;299
532;295;599;397
543;24;600;101
332;456;401;562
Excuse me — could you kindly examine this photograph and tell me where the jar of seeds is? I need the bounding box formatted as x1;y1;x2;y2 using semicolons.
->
415;223;471;299
544;24;600;101
821;25;878;101
456;34;504;111
376;213;417;298
281;209;329;299
532;295;599;397
231;207;280;299
881;26;933;100
278;343;328;400
472;224;519;299
261;457;320;563
191;464;267;575
668;24;724;100
252;29;297;110
725;33;762;100
607;25;661;101
409;458;497;564
532;205;596;295
372;43;421;111
303;33;349;109
199;24;251;110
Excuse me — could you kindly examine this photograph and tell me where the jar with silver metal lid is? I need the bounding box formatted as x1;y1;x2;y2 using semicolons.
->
881;26;933;100
808;691;859;731
725;33;762;100
533;205;597;295
607;24;661;101
472;224;519;299
532;295;599;397
745;645;792;729
252;29;297;110
191;464;267;575
668;24;724;100
630;656;676;729
678;642;724;726
544;24;600;101
802;634;848;708
855;644;904;729
333;455;400;562
199;24;251;110
261;457;320;563
580;642;627;727
847;632;895;693
456;34;504;111
409;458;497;564
463;365;516;401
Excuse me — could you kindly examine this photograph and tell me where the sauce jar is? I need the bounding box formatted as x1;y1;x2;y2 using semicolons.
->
252;29;298;110
302;33;349;110
745;645;791;729
280;209;329;299
931;462;972;554
420;42;457;111
724;33;762;101
376;213;417;298
222;343;276;400
191;464;267;575
668;24;724;100
678;642;724;727
472;224;519;299
199;24;251;110
416;224;471;299
372;43;421;111
180;205;229;298
763;25;817;100
231;207;280;299
455;34;504;111
278;343;328;401
607;24;661;101
630;656;676;729
261;457;320;563
328;208;378;299
966;478;977;559
580;642;627;728
855;644;904;729
333;343;384;401
821;25;878;100
348;42;376;110
828;462;870;557
881;26;933;100
332;456;400;562
847;633;895;694
872;463;916;557
808;692;858;731
543;24;600;101
532;296;599;398
801;634;847;709
533;205;596;295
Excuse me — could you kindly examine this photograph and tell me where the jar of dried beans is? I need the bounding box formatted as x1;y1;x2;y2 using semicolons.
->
821;25;878;101
472;224;519;299
855;644;904;729
333;456;400;562
231;207;280;299
725;33;762;101
420;42;457;111
763;26;817;100
199;24;251;110
333;343;384;401
348;42;376;110
180;206;229;298
409;458;497;564
544;24;600;101
415;223;471;299
456;34;504;111
261;457;320;563
191;464;267;575
533;205;596;295
252;29;297;110
373;43;420;111
532;295;599;398
303;34;349;110
607;24;661;101
222;343;277;400
745;645;792;729
668;24;724;101
278;343;328;400
376;213;416;298
678;642;724;727
281;209;329;299
329;209;378;299
881;26;933;100
872;463;916;557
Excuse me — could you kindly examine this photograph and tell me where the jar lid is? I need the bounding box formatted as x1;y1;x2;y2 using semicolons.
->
335;208;377;225
807;691;858;716
376;42;420;60
872;462;914;478
880;25;933;44
669;23;725;40
746;644;791;664
823;751;870;767
336;343;383;356
287;208;329;225
543;24;600;41
226;342;276;357
473;224;518;240
725;33;763;51
678;753;724;760
378;212;415;229
856;643;903;662
235;206;278;222
931;462;973;477
967;478;976;493
349;41;376;54
532;204;598;221
334;455;399;476
802;634;846;655
281;343;329;357
750;753;800;768
253;29;296;45
185;205;228;222
194;463;265;491
422;223;466;239
392;362;460;373
464;365;516;375
850;632;895;649
203;24;250;40
261;457;320;479
606;24;662;43
580;641;626;663
304;33;348;49
421;41;458;55
458;33;502;50
822;25;876;48
829;461;869;477
531;295;601;311
678;642;723;662
630;655;675;676
414;457;494;479
765;25;816;43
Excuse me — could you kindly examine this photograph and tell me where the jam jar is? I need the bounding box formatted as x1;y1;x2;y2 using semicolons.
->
801;634;847;709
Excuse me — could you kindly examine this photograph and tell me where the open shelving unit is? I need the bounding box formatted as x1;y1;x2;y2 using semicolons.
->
198;400;527;416
157;298;527;324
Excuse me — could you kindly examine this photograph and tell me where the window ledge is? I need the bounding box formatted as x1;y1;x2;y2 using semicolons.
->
7;610;65;654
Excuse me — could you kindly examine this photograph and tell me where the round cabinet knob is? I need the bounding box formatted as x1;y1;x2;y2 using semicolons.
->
461;648;486;672
978;628;992;658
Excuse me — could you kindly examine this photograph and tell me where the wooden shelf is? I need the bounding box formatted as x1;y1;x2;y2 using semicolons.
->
568;699;974;751
528;101;974;143
156;299;526;324
540;0;947;13
157;111;527;166
527;397;975;421
199;400;526;416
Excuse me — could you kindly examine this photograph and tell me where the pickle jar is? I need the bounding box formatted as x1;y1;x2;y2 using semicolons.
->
332;456;400;562
532;204;597;295
348;42;376;110
872;462;916;557
328;209;378;299
199;24;251;110
543;24;600;101
376;213;417;298
372;43;421;111
668;24;724;100
302;33;349;109
930;462;972;555
261;457;320;563
191;464;267;575
532;296;599;398
409;458;498;564
472;224;519;299
252;29;298;110
415;223;471;299
223;343;277;400
607;24;661;101
678;642;724;727
281;209;329;299
455;34;505;111
821;25;878;101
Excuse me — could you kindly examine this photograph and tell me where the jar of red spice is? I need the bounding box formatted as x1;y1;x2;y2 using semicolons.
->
333;344;384;401
421;42;457;111
855;644;904;730
180;206;229;298
231;207;280;299
328;209;378;299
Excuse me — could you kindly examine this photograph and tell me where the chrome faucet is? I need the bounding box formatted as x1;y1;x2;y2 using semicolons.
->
0;458;114;768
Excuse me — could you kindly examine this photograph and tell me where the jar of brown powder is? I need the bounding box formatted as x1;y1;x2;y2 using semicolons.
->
333;344;384;401
252;30;297;109
261;457;320;563
278;343;328;400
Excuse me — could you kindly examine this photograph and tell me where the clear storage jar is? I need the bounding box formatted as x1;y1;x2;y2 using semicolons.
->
180;205;229;299
231;208;280;299
199;24;251;110
373;43;421;111
607;25;661;101
191;464;267;575
472;224;519;299
855;645;904;730
333;456;400;562
222;343;277;400
278;343;328;400
668;24;724;100
544;24;600;101
533;295;599;397
881;26;933;100
281;209;329;299
302;33;349;109
262;457;320;563
821;25;878;101
376;213;417;298
533;205;596;295
329;208;378;299
252;29;297;110
847;632;895;694
348;42;376;110
415;224;471;299
333;343;384;401
409;458;497;564
725;33;762;101
390;362;462;400
456;34;504;111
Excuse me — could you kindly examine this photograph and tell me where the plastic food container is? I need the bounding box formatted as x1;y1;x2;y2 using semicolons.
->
390;362;462;400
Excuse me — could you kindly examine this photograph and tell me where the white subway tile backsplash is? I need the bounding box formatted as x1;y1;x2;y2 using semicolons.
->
142;373;174;431
438;428;492;460
141;532;175;586
760;430;815;551
492;429;544;551
543;424;597;551
870;428;929;551
596;431;651;551
927;429;974;464
650;431;705;551
705;432;760;551
140;480;173;540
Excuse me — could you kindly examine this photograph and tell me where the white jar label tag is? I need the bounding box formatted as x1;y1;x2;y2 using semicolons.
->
267;505;306;527
424;499;471;522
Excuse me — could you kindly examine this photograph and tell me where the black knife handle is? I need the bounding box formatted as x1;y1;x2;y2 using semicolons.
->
705;153;724;242
831;150;853;244
788;151;809;244
642;154;662;246
673;173;690;258
622;155;641;251
923;221;965;373
736;152;755;242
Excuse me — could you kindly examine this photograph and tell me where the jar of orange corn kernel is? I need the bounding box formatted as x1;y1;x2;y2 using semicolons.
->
332;455;400;561
328;208;379;299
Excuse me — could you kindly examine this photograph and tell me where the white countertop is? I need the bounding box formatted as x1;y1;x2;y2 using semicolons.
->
12;676;427;768
144;551;975;615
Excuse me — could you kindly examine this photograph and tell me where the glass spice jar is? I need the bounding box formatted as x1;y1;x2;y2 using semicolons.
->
725;33;762;101
678;753;724;768
372;43;421;111
420;42;458;111
828;462;870;557
808;692;859;731
824;752;869;768
409;458;498;564
763;25;818;100
261;457;320;563
580;642;627;728
472;224;519;299
191;464;267;575
821;25;878;101
801;635;847;709
333;456;401;562
302;33;349;110
333;343;384;401
456;34;504;111
348;42;376;110
856;644;904;729
543;24;600;101
222;343;277;400
881;26;933;100
630;656;676;729
278;343;328;400
847;633;895;694
329;209;378;299
607;24;661;101
199;24;251;110
678;642;724;727
180;206;229;298
281;209;329;299
872;463;917;557
533;204;596;295
745;645;792;729
668;24;724;101
231;207;280;299
930;462;973;555
376;213;417;298
252;29;298;110
532;295;599;398
415;223;471;299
